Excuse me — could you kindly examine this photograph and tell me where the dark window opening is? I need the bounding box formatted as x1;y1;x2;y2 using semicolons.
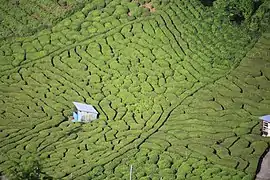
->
263;131;268;136
200;0;216;6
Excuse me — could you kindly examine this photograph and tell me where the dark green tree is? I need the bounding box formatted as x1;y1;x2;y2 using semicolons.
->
5;157;52;180
213;0;255;24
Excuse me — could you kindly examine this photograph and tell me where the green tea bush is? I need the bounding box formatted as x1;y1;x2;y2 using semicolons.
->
141;81;153;93
233;157;249;170
142;163;158;176
201;166;222;177
86;165;104;178
214;0;255;21
176;162;192;178
105;129;117;141
135;154;148;164
0;0;269;179
244;157;259;174
4;156;52;180
159;168;176;178
211;145;230;158
250;141;268;156
117;89;137;105
216;157;239;168
188;143;215;157
10;44;24;54
192;167;206;176
157;157;172;169
99;99;116;120
140;141;162;151
146;150;159;164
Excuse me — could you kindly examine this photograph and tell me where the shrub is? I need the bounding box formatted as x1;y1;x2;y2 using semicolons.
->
4;157;52;180
111;120;129;131
211;145;230;159
142;21;155;36
213;0;256;25
177;162;192;177
140;142;162;151
114;5;129;17
220;136;239;148
157;158;172;169
141;82;153;93
117;89;137;105
105;129;118;141
147;150;159;164
143;163;158;176
250;141;268;156
201;166;222;177
100;99;116;120
159;168;176;178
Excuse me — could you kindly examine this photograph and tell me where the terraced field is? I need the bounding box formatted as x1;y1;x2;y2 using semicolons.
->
0;0;270;179
0;0;89;39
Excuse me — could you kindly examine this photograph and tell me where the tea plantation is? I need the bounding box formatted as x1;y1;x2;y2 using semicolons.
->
0;0;270;179
0;0;90;39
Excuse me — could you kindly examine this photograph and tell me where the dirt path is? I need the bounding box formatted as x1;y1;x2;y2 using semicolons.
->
256;148;270;180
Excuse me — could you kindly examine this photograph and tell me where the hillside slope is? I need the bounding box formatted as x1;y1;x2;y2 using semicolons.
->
0;0;270;179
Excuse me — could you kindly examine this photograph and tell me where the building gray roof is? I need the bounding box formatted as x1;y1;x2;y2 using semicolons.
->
73;102;98;114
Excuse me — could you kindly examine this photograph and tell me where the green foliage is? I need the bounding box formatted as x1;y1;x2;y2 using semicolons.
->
147;150;159;164
117;89;137;105
188;144;215;157
4;157;52;180
0;0;269;180
213;0;267;29
250;141;268;156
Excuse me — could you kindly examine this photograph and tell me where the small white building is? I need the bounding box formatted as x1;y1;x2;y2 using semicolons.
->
72;102;98;122
259;115;270;137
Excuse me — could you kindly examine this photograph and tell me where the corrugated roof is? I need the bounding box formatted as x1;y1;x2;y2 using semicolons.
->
73;102;98;114
259;115;270;122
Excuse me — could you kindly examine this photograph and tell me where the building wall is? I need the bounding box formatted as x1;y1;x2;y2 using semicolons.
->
262;121;270;136
78;111;98;122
